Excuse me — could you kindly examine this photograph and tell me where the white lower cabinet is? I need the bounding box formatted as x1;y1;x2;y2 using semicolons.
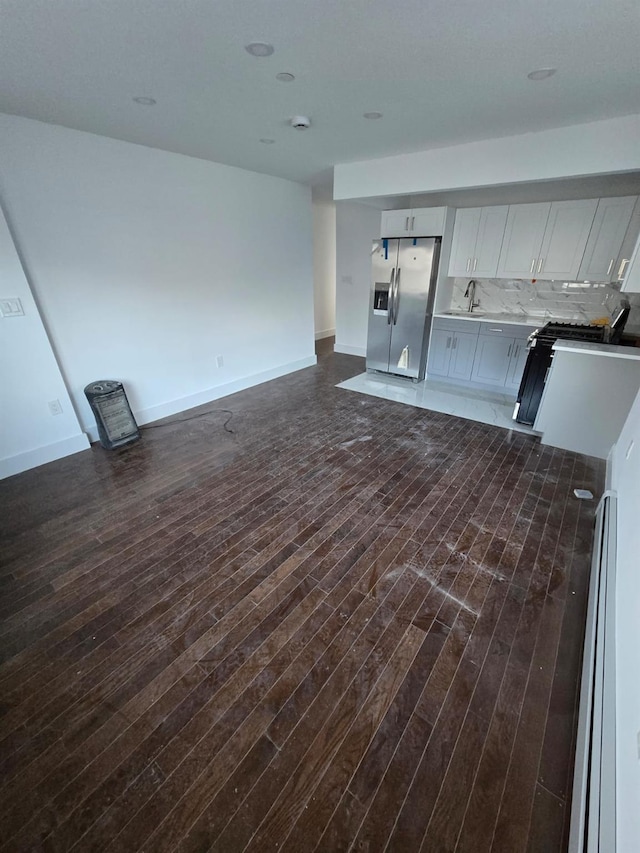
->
505;339;530;390
428;317;534;392
448;332;478;380
471;336;513;386
428;328;454;376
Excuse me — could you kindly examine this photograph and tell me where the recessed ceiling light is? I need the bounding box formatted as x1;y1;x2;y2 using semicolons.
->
275;72;295;83
527;68;557;81
245;42;274;57
363;111;383;120
133;96;156;105
259;138;275;144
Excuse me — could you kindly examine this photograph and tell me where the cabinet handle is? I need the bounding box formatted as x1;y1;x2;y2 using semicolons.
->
513;345;519;360
530;258;536;274
607;258;614;276
405;216;410;231
618;258;629;279
537;258;544;274
466;258;471;272
507;344;512;358
410;216;415;230
489;328;503;332
446;336;452;349
452;337;457;350
473;257;478;272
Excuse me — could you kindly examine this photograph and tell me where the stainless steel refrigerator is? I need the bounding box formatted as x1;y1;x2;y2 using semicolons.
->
366;237;441;380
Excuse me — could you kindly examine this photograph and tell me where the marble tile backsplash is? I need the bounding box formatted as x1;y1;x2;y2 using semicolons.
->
450;277;640;330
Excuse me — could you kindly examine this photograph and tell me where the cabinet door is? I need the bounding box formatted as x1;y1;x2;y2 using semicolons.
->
496;203;550;279
449;332;478;380
410;208;446;236
537;199;598;280
448;208;481;276
470;335;514;386
621;232;640;293
505;339;530;390
381;209;413;238
427;327;453;376
473;206;509;277
613;197;640;282
578;196;636;281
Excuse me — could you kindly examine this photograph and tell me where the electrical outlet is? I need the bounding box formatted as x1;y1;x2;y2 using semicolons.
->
48;399;63;416
216;355;224;368
0;297;24;317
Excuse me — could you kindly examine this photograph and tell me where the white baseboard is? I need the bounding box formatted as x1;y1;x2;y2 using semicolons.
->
314;328;335;341
86;354;318;442
0;433;91;480
334;343;366;357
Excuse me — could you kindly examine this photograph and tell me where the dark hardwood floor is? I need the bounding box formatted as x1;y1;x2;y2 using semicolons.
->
0;341;603;852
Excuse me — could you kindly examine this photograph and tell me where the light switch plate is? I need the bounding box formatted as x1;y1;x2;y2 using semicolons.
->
0;297;25;317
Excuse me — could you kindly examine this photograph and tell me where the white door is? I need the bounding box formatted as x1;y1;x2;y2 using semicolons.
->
612;197;640;282
621;233;640;293
473;206;509;278
537;199;598;280
496;203;550;279
471;335;513;386
381;209;413;238
505;339;530;390
427;328;453;376
410;208;446;237
448;208;481;276
449;332;478;380
578;196;637;281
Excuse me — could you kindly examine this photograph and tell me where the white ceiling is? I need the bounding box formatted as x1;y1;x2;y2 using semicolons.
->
1;0;639;185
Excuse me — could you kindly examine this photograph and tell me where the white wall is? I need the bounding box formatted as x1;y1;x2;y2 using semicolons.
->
312;190;336;339
609;386;640;852
334;201;380;357
334;114;640;201
0;114;315;439
0;203;89;478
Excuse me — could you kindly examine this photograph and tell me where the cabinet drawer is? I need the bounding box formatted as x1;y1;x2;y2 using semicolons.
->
477;323;536;338
432;317;481;334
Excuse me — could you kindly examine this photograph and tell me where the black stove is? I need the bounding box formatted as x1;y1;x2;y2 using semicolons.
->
515;322;606;425
533;321;606;345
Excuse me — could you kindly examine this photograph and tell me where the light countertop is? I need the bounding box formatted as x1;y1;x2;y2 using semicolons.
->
433;311;541;327
552;340;640;360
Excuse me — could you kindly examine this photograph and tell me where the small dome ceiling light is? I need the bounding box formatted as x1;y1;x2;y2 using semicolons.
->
245;42;274;57
133;96;156;105
527;68;557;81
276;72;295;83
259;138;275;144
291;115;311;130
363;111;383;120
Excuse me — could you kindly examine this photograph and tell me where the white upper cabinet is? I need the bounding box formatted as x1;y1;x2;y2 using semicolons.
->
448;206;508;278
577;196;637;281
613;197;640;283
381;207;447;238
496;203;551;278
380;209;413;238
537;199;598;280
497;200;598;280
621;231;640;293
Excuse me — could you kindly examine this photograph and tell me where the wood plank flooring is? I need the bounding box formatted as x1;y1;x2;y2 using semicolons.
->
0;344;603;852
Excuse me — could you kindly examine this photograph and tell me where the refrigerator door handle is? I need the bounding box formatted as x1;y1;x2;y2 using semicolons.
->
393;267;401;324
387;268;395;324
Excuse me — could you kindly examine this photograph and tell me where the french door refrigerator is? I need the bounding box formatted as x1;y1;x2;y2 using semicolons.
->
366;237;441;380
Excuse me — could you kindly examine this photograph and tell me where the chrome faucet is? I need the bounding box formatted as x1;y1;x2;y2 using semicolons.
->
464;279;480;313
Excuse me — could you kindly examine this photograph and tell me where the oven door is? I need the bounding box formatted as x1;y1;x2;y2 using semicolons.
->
514;340;554;425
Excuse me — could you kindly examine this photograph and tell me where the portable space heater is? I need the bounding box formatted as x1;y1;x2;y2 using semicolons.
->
84;380;140;450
